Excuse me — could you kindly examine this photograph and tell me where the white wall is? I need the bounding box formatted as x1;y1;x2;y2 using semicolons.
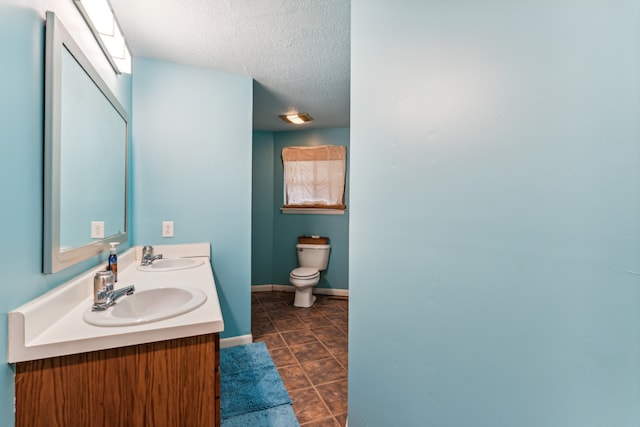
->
349;1;640;426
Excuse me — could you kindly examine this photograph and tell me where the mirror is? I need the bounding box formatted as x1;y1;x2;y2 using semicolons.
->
44;12;128;273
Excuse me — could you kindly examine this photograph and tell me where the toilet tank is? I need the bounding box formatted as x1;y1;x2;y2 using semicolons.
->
296;244;331;270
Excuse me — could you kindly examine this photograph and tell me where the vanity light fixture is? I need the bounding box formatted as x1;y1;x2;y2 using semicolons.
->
279;113;313;125
74;0;132;74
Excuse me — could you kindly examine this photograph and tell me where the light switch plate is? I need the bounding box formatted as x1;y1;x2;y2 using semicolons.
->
91;221;105;239
162;221;174;238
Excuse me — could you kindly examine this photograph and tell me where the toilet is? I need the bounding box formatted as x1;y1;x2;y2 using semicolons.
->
289;237;331;308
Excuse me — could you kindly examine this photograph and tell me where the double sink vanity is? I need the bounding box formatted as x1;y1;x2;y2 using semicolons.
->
8;243;224;427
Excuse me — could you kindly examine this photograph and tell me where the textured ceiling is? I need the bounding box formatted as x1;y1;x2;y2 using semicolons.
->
109;0;351;131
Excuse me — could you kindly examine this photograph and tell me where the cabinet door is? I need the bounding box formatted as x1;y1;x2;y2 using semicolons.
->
15;333;219;427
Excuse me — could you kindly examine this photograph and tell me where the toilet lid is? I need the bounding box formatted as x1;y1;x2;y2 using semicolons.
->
290;267;319;279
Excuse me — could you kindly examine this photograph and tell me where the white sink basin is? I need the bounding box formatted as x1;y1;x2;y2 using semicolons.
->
136;257;205;272
83;287;207;327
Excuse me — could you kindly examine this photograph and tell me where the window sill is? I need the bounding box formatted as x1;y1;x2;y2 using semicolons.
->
281;207;346;215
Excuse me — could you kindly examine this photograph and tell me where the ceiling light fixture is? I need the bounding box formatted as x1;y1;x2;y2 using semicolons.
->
279;113;313;125
74;0;132;74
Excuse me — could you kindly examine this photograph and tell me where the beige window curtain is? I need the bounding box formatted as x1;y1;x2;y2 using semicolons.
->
282;145;347;209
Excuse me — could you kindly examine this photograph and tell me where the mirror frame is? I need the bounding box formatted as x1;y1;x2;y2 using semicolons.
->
43;11;129;273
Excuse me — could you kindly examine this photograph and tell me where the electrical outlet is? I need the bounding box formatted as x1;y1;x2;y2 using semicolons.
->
91;221;105;239
162;221;174;238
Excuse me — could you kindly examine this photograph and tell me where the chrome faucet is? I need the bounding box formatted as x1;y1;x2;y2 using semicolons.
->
141;245;163;266
92;270;135;311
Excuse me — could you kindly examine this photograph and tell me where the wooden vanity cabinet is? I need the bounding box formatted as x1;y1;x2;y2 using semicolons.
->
15;333;220;427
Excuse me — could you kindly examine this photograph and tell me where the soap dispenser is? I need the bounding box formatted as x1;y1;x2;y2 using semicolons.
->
108;242;119;282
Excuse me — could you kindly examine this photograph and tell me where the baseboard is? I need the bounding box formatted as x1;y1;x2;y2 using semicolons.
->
252;284;349;297
251;284;275;292
272;284;295;292
220;334;253;349
314;287;349;297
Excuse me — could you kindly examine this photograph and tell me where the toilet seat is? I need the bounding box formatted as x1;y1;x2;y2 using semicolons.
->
290;267;319;279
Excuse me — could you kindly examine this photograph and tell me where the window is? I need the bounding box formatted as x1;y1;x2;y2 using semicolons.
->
282;145;347;213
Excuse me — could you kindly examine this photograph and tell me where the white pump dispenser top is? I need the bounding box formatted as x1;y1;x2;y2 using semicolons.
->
109;242;119;254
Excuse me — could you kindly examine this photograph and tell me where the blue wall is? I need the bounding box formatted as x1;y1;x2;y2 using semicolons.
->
252;131;275;285
0;2;132;426
349;1;640;426
132;57;253;339
251;128;350;290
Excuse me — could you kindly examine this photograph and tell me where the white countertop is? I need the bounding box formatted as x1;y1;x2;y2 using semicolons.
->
7;243;224;363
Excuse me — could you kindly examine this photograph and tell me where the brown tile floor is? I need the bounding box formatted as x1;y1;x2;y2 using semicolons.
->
252;291;348;427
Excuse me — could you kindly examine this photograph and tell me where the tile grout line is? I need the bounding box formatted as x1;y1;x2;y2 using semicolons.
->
252;292;348;426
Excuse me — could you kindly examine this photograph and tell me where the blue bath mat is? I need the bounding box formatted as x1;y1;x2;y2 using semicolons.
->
221;404;299;427
220;341;297;424
220;341;279;375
